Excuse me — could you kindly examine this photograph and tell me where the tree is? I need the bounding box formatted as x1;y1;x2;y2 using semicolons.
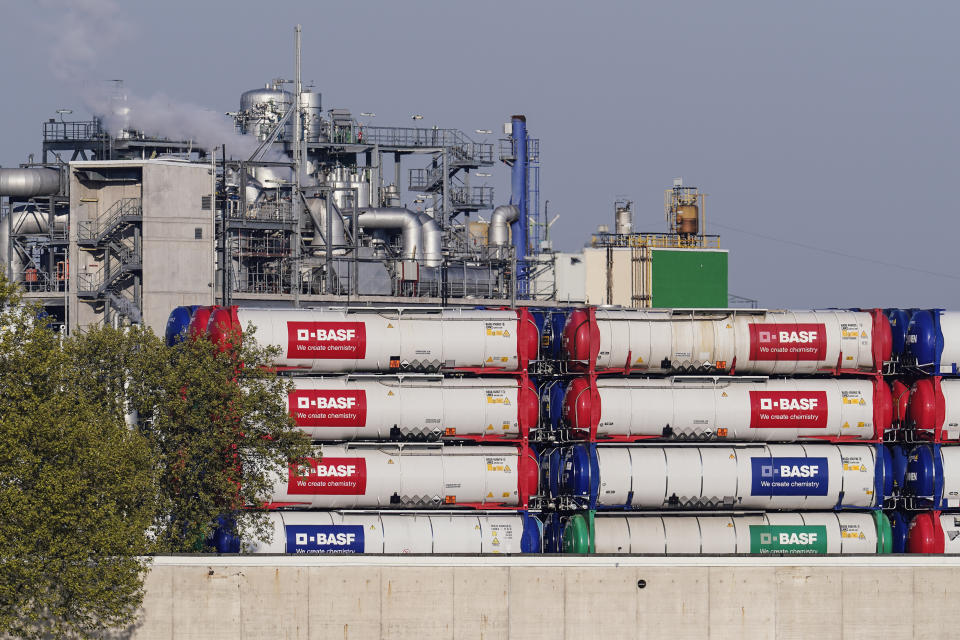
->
0;272;155;638
0;268;311;637
121;321;311;553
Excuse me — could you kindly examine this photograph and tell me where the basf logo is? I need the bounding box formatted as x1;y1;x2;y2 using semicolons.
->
289;389;367;427
749;391;828;428
748;323;827;361
285;525;364;554
750;457;829;496
287;321;366;359
288;458;367;495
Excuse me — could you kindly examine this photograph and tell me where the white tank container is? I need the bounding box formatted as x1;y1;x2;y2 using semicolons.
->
265;444;537;509
237;511;539;554
588;444;883;509
591;512;883;554
287;376;538;441
205;306;538;373
563;308;890;375
563;377;890;442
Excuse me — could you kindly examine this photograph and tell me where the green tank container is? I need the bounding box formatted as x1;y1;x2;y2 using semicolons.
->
650;249;728;308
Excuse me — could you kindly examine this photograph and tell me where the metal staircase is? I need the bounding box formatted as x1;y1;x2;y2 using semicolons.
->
76;197;143;324
77;198;142;246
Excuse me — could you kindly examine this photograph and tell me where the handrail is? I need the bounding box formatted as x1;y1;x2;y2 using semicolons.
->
77;198;142;242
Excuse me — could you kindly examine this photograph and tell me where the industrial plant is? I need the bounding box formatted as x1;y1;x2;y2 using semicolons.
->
0;36;727;335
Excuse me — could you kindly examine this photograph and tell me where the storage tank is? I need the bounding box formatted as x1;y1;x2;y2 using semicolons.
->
904;444;960;509
906;309;960;375
562;308;892;375
214;511;542;554
676;204;699;236
286;375;538;441
164;305;200;346
549;443;889;510
907;511;960;553
906;378;960;441
557;511;891;555
265;443;538;509
559;376;891;442
239;85;294;140
886;308;912;359
203;306;539;373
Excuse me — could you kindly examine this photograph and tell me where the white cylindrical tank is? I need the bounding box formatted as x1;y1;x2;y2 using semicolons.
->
556;443;887;510
562;376;892;442
265;443;538;509
561;511;891;554
287;376;538;441
203;306;539;373
563;308;892;375
218;511;542;554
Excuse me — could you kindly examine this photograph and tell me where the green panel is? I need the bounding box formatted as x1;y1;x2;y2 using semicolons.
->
874;512;893;554
651;249;728;308
749;525;828;555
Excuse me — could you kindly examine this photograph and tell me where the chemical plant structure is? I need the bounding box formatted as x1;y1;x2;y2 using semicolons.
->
0;43;730;335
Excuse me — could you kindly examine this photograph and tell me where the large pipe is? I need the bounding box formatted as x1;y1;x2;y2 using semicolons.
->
357;207;423;261
0;168;61;197
417;213;442;267
510;115;528;295
488;204;519;256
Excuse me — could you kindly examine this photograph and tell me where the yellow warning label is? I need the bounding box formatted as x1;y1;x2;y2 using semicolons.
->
842;421;850;428
721;392;728;397
487;492;494;498
726;324;732;329
503;492;511;498
504;398;511;405
503;330;510;337
729;454;736;459
486;425;494;431
635;356;644;363
846;356;854;360
504;465;511;472
501;357;509;362
857;421;865;427
486;356;493;363
387;323;394;328
387;390;395;396
492;537;500;546
502;423;510;430
387;459;395;464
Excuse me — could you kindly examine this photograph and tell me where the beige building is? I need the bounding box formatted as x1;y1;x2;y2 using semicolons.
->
68;160;215;334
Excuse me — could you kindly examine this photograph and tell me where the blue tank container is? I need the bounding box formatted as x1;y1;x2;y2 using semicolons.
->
906;309;959;375
904;444;945;509
559;443;890;511
887;510;909;553
885;308;911;359
165;305;200;346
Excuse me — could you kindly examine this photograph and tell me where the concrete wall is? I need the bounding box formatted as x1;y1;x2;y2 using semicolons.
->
122;556;960;639
140;162;215;333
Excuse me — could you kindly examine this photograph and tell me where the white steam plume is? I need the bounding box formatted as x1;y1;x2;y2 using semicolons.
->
37;0;282;162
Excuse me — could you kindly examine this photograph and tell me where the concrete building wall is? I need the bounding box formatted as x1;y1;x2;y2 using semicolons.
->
67;160;215;335
140;162;215;333
121;556;960;639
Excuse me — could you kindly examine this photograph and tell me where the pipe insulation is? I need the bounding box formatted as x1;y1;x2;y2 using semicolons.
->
356;207;423;262
0;168;61;197
488;204;519;255
417;213;442;267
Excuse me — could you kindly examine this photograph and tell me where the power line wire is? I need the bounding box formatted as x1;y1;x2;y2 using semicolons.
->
711;221;960;281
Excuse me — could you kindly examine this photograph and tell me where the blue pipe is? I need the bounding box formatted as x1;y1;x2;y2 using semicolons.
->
510;115;528;296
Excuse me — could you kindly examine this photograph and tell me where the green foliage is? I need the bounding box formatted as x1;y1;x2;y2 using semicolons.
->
129;323;311;553
0;272;154;638
0;268;310;637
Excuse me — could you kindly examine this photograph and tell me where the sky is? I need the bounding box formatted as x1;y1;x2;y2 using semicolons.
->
1;0;957;309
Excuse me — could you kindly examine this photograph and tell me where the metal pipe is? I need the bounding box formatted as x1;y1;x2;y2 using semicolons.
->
488;204;519;255
510;115;528;296
0;168;61;197
356;207;423;261
417;213;442;267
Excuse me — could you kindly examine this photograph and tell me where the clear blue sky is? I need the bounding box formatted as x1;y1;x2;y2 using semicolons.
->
2;1;957;308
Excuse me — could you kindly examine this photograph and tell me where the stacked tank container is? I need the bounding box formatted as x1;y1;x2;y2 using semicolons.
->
168;304;544;554
542;307;896;555
889;309;960;551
